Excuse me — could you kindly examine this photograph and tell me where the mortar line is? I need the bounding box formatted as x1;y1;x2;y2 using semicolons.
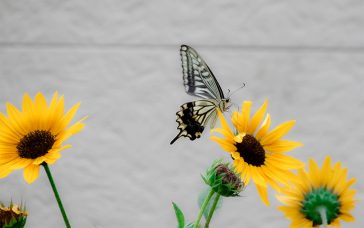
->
0;42;364;53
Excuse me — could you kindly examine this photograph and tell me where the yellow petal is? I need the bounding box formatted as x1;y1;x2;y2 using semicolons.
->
0;113;22;141
264;159;298;184
2;157;32;170
247;100;268;134
44;150;62;164
0;151;19;163
276;195;300;206
233;133;245;143
308;159;321;188
234;159;244;173
0;167;12;178
51;102;81;135
216;110;233;135
326;162;340;189
6;103;28;135
211;127;234;141
261;120;296;146
295;169;311;193
337;178;356;196
231;111;242;132
23;164;40;184
268;153;305;170
333;168;350;194
45;149;62;159
239;101;252;133
210;136;236;152
320;156;332;187
57;116;87;142
33;156;46;165
231;151;241;160
330;219;342;228
260;166;282;191
62;102;81;127
256;184;270;206
46;92;63;129
35;92;48;111
22;93;33;113
250;166;267;187
34;92;48;129
264;140;303;153
239;162;251;185
291;219;312;228
55;95;65;116
339;213;355;222
256;114;271;140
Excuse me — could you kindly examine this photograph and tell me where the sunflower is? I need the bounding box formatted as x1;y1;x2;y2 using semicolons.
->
276;156;356;227
0;92;86;184
211;100;304;205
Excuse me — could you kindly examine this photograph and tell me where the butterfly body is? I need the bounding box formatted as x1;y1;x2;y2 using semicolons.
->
171;45;230;144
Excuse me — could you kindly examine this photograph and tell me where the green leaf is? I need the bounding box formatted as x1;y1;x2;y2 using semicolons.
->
198;188;223;219
185;222;198;228
172;202;185;228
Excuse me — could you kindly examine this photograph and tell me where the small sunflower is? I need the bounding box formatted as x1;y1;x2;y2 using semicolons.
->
211;100;304;205
277;156;356;227
0;92;86;184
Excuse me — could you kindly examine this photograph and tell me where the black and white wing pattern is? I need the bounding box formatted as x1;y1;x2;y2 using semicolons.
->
171;45;230;144
180;45;225;100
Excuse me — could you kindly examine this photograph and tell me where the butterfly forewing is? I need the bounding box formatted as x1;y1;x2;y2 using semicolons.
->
180;45;225;100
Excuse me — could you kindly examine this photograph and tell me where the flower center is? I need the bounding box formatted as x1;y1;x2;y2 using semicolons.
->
235;134;265;166
17;130;55;159
301;187;341;226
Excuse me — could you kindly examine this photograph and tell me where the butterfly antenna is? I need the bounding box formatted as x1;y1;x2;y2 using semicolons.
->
228;83;246;98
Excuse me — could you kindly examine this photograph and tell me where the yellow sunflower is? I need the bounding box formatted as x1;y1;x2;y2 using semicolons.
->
277;156;356;227
0;92;86;184
211;100;304;205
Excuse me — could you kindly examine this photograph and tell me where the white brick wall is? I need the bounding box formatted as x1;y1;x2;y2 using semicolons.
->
0;1;363;227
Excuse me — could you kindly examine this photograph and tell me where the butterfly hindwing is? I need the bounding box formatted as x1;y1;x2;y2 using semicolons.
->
170;100;218;145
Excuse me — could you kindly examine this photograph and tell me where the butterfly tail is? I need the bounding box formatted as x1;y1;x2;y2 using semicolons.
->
170;132;183;145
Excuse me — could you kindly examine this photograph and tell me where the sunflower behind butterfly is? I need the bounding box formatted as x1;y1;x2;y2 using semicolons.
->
171;45;231;144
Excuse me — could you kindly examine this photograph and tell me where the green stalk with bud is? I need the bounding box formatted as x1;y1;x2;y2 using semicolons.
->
172;159;244;228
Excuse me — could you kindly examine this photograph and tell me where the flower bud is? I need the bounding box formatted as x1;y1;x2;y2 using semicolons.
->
0;203;27;228
202;160;244;197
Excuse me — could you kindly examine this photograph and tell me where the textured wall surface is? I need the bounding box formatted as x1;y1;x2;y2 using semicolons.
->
0;1;363;227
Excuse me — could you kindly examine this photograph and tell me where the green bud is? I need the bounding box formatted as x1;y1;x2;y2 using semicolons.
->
202;159;244;197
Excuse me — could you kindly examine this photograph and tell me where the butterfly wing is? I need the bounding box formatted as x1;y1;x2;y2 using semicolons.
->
180;45;225;100
170;100;219;144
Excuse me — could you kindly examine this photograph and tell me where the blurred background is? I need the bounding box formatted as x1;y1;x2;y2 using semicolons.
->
0;1;363;227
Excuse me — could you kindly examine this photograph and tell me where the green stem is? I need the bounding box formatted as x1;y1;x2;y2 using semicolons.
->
204;193;221;228
42;162;71;228
193;189;215;228
317;206;328;228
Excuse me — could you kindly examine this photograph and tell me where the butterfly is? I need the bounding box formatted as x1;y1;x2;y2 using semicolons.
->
170;45;231;144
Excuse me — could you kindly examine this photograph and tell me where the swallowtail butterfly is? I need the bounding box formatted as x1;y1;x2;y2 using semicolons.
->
170;45;231;144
